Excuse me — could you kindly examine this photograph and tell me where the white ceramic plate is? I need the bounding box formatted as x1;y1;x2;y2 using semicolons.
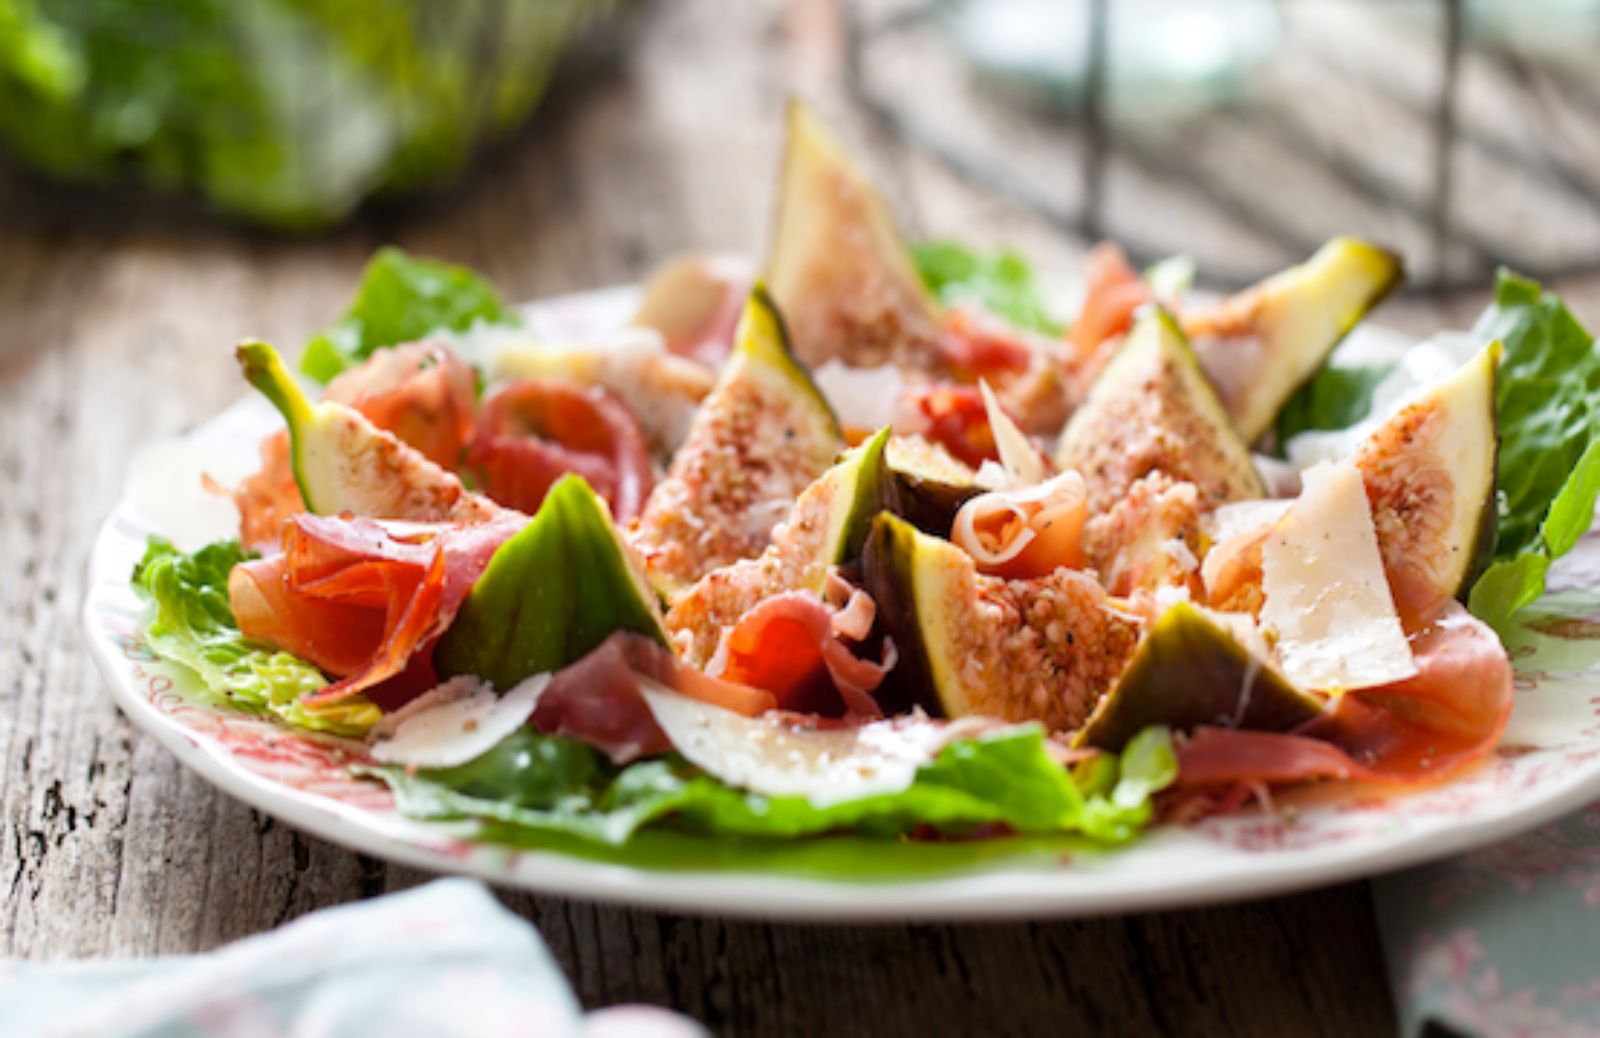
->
83;286;1600;921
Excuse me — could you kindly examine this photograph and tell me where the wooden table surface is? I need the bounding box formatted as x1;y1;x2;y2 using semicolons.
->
3;3;1597;1035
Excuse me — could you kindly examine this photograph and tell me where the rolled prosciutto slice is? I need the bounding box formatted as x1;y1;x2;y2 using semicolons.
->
229;513;521;705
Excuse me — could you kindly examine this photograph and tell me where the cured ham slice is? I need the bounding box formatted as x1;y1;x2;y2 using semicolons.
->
465;378;653;522
532;633;775;764
229;514;520;704
710;591;895;718
893;383;997;469
951;472;1089;580
1064;243;1152;397
629;253;752;367
224;431;302;555
937;307;1035;381
323;341;476;470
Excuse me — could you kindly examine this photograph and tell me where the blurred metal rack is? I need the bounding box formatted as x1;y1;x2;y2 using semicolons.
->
846;0;1600;293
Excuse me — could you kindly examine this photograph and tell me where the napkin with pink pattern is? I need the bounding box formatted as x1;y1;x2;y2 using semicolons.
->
1375;799;1600;1037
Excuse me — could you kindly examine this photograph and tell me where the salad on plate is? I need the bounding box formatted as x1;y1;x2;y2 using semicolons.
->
126;102;1600;873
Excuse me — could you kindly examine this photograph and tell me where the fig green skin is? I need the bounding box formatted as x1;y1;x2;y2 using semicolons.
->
742;282;843;443
1075;603;1325;752
830;427;893;566
883;460;980;541
236;339;325;510
1459;406;1500;600
829;430;978;569
860;513;950;719
1462;480;1499;599
1258;240;1404;441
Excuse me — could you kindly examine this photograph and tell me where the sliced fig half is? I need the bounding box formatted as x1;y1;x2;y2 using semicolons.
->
765;100;946;372
236;341;495;524
665;429;891;666
1184;236;1402;443
1055;309;1264;513
1356;341;1501;602
883;434;982;538
862;513;1141;728
628;286;843;598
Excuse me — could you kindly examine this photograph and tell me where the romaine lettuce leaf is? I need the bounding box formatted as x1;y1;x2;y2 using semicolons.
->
1467;273;1600;627
1273;361;1395;447
131;537;378;736
912;240;1065;336
366;723;1176;864
301;247;514;382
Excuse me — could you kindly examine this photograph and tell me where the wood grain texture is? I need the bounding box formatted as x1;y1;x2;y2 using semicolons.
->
3;1;1597;1034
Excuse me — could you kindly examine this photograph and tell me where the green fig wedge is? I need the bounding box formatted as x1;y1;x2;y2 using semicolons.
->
628;285;843;598
1356;341;1501;600
236;340;491;523
1184;236;1402;443
665;428;891;667
882;435;983;539
862;513;1141;729
764;100;946;371
1076;602;1325;752
1055;308;1264;513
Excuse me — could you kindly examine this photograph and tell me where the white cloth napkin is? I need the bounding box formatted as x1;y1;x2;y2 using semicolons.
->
0;878;704;1038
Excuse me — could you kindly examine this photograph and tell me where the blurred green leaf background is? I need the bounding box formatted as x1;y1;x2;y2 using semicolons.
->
0;0;623;228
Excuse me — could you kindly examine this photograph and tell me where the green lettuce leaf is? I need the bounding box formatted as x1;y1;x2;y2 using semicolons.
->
301;246;514;382
1468;273;1600;627
1143;255;1196;303
1273;361;1395;447
365;723;1175;871
131;537;377;736
0;3;599;229
912;240;1064;336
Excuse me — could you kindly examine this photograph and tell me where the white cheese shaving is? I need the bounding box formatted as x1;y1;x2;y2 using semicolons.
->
369;673;549;769
813;361;904;433
1260;460;1417;692
1206;498;1292;544
1160;537;1199;574
979;379;1047;487
639;683;947;807
973;459;1011;491
1251;453;1302;499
